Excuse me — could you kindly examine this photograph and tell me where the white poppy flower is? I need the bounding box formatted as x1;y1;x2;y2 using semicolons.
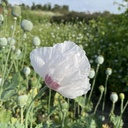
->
30;41;91;99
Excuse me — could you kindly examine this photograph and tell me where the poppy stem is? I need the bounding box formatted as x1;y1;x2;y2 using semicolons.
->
25;86;47;128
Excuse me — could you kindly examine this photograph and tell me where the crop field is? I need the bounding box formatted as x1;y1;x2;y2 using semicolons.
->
0;3;128;128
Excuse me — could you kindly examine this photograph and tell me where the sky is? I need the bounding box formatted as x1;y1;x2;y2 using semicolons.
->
8;0;126;14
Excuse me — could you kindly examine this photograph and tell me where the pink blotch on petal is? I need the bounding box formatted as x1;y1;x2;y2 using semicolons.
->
45;74;60;90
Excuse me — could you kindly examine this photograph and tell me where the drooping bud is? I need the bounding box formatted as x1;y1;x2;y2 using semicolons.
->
96;55;104;65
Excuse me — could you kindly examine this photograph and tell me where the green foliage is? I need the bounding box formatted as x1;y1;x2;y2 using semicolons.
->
110;113;124;128
1;72;21;101
0;107;12;123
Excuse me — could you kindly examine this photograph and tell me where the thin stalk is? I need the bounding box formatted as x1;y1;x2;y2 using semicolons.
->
93;91;103;114
111;102;115;114
0;18;17;103
122;100;128;113
61;112;66;128
102;75;109;114
117;99;124;128
25;86;47;128
48;89;51;119
21;107;24;124
88;64;100;101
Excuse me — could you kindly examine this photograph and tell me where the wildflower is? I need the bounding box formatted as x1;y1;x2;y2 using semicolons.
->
89;68;95;79
30;41;91;99
18;94;28;107
23;67;31;76
12;5;21;17
21;20;33;32
106;68;112;76
0;37;7;48
32;36;41;46
110;92;118;103
96;55;104;65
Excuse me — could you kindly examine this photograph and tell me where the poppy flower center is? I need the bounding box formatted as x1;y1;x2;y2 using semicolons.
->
45;74;60;90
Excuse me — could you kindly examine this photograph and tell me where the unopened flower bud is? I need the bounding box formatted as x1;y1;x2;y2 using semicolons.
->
18;94;28;107
119;93;125;100
89;68;95;79
21;20;33;32
106;68;112;76
0;37;7;48
96;55;104;65
32;36;41;47
23;67;31;76
12;5;21;17
99;85;104;92
110;92;118;103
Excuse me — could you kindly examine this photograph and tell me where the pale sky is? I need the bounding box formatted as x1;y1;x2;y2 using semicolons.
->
8;0;126;14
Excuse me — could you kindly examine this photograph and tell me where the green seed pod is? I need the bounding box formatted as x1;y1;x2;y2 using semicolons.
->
98;85;104;92
32;36;41;46
21;20;33;32
18;94;28;107
89;68;95;79
23;67;31;76
119;93;125;100
106;68;112;76
15;49;21;58
12;5;21;17
2;2;6;7
0;37;7;48
96;55;104;65
0;14;4;22
7;37;16;46
110;92;118;103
